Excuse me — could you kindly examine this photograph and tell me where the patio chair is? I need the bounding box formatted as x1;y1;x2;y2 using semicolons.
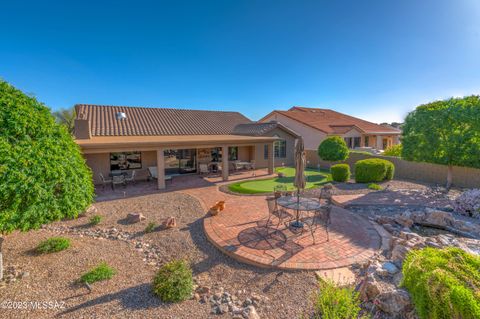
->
199;164;209;175
273;184;288;198
112;175;126;190
265;197;292;230
148;167;158;180
125;170;136;184
306;205;331;244
99;173;112;190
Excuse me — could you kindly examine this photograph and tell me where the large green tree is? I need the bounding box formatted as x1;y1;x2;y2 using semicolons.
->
402;96;480;188
52;107;76;134
0;80;94;279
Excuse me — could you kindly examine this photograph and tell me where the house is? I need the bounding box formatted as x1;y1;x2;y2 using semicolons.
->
260;106;401;166
74;104;298;189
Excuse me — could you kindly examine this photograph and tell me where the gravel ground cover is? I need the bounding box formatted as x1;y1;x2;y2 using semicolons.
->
1;192;318;319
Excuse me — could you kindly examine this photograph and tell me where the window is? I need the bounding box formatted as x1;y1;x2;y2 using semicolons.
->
264;144;268;160
110;152;142;170
274;140;287;158
365;136;369;147
344;137;352;149
228;147;238;161
353;137;361;148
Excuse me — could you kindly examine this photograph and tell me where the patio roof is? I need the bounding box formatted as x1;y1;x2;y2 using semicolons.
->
76;134;279;153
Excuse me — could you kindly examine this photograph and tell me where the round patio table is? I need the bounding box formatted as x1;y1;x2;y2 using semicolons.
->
276;196;322;228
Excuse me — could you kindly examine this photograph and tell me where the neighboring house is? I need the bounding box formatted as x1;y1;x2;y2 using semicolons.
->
74;104;298;189
260;106;401;166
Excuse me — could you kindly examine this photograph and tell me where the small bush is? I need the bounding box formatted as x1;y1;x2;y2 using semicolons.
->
80;262;116;284
367;183;383;190
330;164;350;182
312;279;362;319
402;247;480;319
383;144;402;157
89;215;102;225
153;259;193;302
318;136;349;162
355;158;394;183
36;237;71;254
453;189;480;219
145;222;157;233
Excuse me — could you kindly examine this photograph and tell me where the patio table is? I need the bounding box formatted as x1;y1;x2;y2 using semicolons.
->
109;171;128;177
276;196;322;228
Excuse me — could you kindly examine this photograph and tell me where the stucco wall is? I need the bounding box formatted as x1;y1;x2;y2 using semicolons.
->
306;151;480;188
261;113;326;150
253;127;296;168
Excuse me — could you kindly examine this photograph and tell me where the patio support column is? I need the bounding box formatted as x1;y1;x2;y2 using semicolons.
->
156;148;166;189
376;135;383;150
222;145;229;181
267;142;274;175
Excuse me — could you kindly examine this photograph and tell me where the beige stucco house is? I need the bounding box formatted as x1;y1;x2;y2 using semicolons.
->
260;106;401;166
74;104;298;189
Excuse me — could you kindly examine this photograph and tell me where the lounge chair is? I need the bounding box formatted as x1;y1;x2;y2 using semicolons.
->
148;167;158;179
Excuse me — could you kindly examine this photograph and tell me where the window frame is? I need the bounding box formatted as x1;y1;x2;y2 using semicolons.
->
110;151;142;171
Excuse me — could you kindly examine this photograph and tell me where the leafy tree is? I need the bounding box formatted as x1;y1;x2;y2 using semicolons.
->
52;107;76;134
402;96;480;188
317;136;349;163
383;144;402;157
0;80;94;279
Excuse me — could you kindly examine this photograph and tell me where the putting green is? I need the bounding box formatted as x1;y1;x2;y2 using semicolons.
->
228;167;332;194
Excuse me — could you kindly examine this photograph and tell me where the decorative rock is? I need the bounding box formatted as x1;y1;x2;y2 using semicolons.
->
218;303;229;314
391;244;410;265
424;209;454;227
162;217;177;229
126;213;146;224
243;305;260;319
382;262;399;275
375;289;412;316
243;298;252;307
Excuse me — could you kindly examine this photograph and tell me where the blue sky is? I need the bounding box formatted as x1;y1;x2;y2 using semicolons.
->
1;0;479;122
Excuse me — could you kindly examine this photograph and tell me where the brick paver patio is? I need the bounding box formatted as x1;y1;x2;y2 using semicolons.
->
182;177;382;271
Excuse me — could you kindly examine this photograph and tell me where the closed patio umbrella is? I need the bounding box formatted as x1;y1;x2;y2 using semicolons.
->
292;137;306;227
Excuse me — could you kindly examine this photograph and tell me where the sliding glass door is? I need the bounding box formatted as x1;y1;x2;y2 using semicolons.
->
164;149;197;175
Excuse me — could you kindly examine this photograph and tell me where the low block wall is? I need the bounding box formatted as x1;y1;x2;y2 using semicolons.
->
306;150;480;188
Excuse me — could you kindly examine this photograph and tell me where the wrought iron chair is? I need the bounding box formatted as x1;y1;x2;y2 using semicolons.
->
99;173;112;190
124;170;136;184
305;204;331;244
112;175;126;190
265;197;292;230
273;184;288;198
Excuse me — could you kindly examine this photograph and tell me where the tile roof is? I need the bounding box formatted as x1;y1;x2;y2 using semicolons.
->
75;104;253;136
261;106;401;134
232;122;300;137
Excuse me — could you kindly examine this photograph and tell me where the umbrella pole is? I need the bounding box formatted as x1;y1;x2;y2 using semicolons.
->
296;188;300;224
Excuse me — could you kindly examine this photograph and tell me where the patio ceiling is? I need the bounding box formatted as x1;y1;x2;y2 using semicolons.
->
76;134;279;154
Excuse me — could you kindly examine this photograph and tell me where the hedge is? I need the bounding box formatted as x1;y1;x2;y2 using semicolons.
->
0;80;94;233
318;136;349;162
402;247;480;319
354;158;394;183
330;164;350;182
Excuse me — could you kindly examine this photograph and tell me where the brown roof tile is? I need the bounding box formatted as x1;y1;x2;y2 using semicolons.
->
261;107;401;134
75;104;252;136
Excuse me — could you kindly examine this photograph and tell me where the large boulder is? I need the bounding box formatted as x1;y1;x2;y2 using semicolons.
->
375;289;413;317
424;209;454;227
126;213;146;224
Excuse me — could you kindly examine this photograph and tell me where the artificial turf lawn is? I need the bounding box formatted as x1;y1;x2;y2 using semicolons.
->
228;167;332;194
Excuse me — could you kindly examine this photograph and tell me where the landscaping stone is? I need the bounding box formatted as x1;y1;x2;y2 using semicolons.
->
243;305;260;319
162;217;177;229
382;262;399;275
375;289;413;317
424;209;454;227
391;244;410;266
126;213;146;224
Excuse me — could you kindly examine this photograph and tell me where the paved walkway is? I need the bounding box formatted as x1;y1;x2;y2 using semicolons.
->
183;179;382;271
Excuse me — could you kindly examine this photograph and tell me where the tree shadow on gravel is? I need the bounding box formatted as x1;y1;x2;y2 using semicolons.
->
56;283;170;317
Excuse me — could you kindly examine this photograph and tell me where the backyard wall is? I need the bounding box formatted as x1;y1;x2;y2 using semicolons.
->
306;150;480;188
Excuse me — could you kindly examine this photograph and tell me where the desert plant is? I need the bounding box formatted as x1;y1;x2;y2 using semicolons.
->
383;144;402;157
36;237;71;254
0;80;93;280
367;183;383;190
80;262;116;284
355;159;394;183
312;279;362;319
402;247;480;319
402;96;480;188
330;164;350;182
152;259;193;302
318;136;349;162
145;222;157;233
453;189;480;219
89;215;102;225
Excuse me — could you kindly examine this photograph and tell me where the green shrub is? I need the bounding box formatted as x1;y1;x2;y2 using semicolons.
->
145;222;157;233
383;144;402;157
402;247;480;319
312;279;362;319
36;237;71;254
367;183;383;190
318;136;349;162
0;80;93;233
355;158;395;183
153;259;193;302
330;164;350;182
80;262;116;284
89;215;102;225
